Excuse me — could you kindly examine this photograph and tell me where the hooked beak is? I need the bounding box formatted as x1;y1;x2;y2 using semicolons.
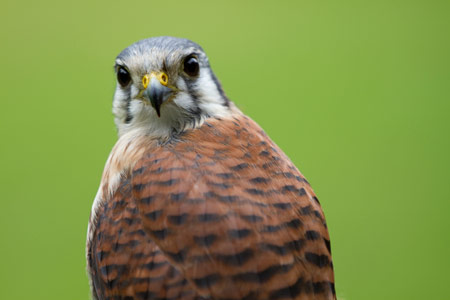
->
142;72;172;117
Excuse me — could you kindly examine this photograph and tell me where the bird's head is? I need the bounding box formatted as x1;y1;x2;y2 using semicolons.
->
112;36;231;137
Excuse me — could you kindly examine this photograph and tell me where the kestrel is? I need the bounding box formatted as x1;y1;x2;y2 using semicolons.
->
87;36;335;300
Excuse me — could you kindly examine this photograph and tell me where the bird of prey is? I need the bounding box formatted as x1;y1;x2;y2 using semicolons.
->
86;36;335;300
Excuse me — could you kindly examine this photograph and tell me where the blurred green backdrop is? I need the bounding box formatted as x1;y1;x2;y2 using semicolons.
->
1;0;449;299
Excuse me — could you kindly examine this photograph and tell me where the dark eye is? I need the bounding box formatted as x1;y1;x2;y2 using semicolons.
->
183;55;199;76
117;66;131;87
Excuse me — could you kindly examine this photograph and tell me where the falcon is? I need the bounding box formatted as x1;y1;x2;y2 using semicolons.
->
87;36;336;300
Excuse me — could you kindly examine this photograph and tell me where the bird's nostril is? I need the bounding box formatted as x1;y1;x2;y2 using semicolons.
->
160;73;168;85
142;75;150;89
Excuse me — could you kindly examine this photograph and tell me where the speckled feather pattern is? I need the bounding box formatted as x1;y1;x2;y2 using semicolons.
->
87;114;335;300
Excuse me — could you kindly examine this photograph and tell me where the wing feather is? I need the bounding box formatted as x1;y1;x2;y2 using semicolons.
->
130;114;335;299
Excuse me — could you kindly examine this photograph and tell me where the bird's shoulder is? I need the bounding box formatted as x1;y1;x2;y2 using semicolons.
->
131;113;312;204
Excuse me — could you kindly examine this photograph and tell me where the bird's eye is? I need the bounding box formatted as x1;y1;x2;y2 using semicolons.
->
183;55;199;77
117;66;131;87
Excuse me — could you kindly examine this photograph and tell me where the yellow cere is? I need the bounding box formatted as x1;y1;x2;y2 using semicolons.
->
150;72;169;86
143;72;169;89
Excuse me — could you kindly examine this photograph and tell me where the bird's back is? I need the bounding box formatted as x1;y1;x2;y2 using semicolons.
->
87;113;335;300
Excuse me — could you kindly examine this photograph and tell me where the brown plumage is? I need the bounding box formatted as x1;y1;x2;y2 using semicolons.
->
87;37;335;300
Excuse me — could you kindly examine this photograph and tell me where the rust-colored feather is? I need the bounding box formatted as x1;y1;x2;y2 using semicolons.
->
87;114;335;300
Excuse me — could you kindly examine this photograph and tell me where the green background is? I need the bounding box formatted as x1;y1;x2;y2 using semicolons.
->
1;0;449;299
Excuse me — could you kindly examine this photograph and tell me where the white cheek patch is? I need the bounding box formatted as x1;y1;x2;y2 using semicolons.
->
130;85;141;98
196;69;230;118
112;87;129;121
176;76;188;91
173;92;195;111
172;78;195;111
129;100;146;118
